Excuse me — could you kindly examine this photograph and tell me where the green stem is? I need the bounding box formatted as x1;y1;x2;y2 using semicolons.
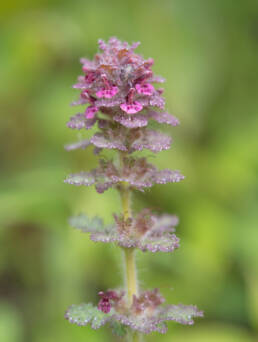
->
132;332;142;342
123;246;142;342
119;153;143;342
120;182;138;304
124;248;138;305
120;182;132;221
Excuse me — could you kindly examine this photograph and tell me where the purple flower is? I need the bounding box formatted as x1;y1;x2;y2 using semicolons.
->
120;88;143;114
70;37;166;118
96;74;119;98
98;290;124;314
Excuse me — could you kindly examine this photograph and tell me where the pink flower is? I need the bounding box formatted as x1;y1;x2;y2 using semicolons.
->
85;105;98;119
135;83;154;96
96;86;118;98
95;74;119;98
120;87;143;114
120;101;143;114
98;297;111;314
97;290;120;314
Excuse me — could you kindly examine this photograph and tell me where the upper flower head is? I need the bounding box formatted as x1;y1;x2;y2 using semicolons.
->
72;37;165;120
66;38;183;195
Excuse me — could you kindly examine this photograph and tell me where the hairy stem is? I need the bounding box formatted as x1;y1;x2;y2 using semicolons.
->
119;154;142;342
124;247;138;304
120;182;132;221
120;182;138;303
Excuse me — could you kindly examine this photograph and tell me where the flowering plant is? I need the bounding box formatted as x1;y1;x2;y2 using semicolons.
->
64;37;203;341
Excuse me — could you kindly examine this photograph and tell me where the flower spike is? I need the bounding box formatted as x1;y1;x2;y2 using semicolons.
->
64;37;202;338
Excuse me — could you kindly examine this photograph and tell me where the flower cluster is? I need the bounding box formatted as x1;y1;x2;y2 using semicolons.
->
65;37;183;193
64;37;202;337
69;210;180;252
72;38;164;117
66;289;203;334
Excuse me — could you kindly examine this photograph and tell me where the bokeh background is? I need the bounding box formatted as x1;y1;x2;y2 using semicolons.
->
1;0;258;341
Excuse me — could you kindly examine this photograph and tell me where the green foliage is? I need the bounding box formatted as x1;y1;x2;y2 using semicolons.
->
110;321;127;338
66;303;112;329
69;214;104;233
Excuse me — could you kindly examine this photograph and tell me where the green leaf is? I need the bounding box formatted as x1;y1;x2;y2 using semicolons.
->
110;321;128;337
65;303;112;329
64;172;95;186
69;214;104;233
160;304;203;325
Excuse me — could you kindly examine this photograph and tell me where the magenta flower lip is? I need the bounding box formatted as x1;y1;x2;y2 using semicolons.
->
135;83;154;96
120;101;143;114
96;86;118;98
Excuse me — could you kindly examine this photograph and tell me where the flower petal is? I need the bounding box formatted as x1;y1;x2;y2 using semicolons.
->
120;101;143;114
96;86;119;98
135;83;154;96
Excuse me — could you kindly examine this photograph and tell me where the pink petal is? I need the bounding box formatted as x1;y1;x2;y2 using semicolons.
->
120;101;143;114
135;83;154;96
85;106;98;119
96;86;119;98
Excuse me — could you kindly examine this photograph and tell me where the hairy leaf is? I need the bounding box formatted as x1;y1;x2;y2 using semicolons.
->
91;132;127;151
131;130;171;153
67;113;97;130
64;139;91;151
69;214;105;233
65;303;112;329
64;172;95;186
148;111;180;126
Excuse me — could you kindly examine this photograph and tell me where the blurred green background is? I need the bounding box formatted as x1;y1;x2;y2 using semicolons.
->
1;0;258;341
